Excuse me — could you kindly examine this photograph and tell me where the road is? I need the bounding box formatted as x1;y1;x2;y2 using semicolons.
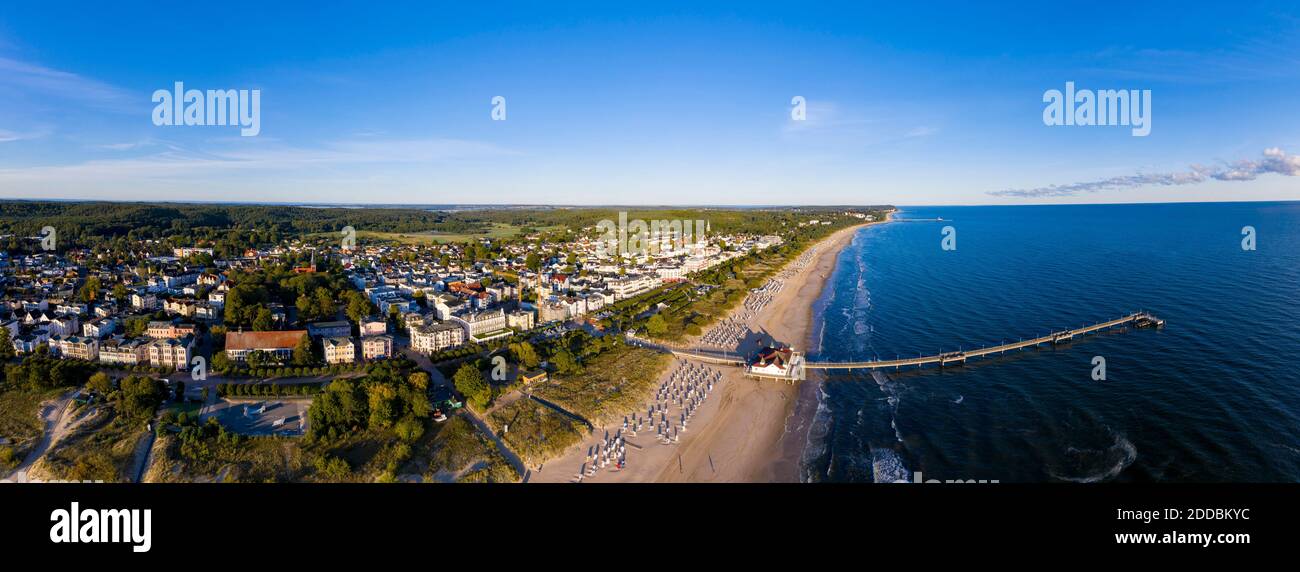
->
400;346;530;482
4;389;77;482
130;421;158;483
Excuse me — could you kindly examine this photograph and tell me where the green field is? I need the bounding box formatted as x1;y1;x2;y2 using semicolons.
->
344;223;566;245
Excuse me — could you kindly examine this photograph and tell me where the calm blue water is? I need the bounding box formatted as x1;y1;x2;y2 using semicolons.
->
803;202;1300;483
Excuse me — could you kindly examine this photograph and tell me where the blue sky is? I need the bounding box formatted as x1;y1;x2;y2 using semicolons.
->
1;1;1299;205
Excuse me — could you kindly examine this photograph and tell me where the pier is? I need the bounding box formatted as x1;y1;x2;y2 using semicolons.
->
631;311;1165;381
807;311;1164;371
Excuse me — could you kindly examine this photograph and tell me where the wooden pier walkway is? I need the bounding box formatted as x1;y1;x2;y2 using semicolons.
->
631;311;1164;377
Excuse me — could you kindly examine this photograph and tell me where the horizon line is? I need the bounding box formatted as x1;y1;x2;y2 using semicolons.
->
1;197;1297;209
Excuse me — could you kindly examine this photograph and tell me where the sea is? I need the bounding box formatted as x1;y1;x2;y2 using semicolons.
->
801;201;1300;483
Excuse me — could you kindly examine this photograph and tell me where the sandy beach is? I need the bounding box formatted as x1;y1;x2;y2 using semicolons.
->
530;215;889;483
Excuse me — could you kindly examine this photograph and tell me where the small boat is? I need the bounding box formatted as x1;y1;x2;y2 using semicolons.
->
432;409;448;423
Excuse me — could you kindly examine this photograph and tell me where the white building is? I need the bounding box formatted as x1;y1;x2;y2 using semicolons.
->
323;337;357;364
100;338;147;366
53;335;99;361
410;322;465;354
361;335;394;360
506;309;535;331
451;309;507;340
147;337;193;371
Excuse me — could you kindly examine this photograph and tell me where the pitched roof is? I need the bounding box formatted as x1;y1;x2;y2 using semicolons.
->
225;330;307;351
754;346;793;370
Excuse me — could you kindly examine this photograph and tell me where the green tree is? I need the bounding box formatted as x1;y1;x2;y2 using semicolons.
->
252;308;274;331
395;416;424;442
452;363;490;410
314;288;335;319
292;335;316;366
123;316;149;338
509;341;539;369
407;372;430;391
366;383;397;429
86;371;114;395
246;350;271;369
345;292;372;323
296;293;316;321
551;348;580;374
117;375;165;420
646;314;667;335
0;327;14;361
314;455;351;481
78;276;102;303
212;351;231;372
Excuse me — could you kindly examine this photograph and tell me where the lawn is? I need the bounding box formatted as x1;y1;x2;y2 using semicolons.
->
533;345;670;426
338;223;531;245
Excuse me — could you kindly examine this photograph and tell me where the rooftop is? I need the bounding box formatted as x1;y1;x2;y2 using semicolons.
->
225;330;307;351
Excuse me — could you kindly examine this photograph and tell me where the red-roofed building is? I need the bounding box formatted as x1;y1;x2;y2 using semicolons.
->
224;330;308;363
748;346;805;380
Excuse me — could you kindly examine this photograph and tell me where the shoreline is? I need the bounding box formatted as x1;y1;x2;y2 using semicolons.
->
762;213;892;482
529;212;892;483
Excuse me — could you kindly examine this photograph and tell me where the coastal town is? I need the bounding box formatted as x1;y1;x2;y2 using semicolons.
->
0;203;889;483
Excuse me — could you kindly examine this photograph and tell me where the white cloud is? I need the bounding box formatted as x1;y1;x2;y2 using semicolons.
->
988;148;1300;198
0;127;51;143
904;126;939;138
782;100;875;135
0;56;137;112
0;137;516;184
